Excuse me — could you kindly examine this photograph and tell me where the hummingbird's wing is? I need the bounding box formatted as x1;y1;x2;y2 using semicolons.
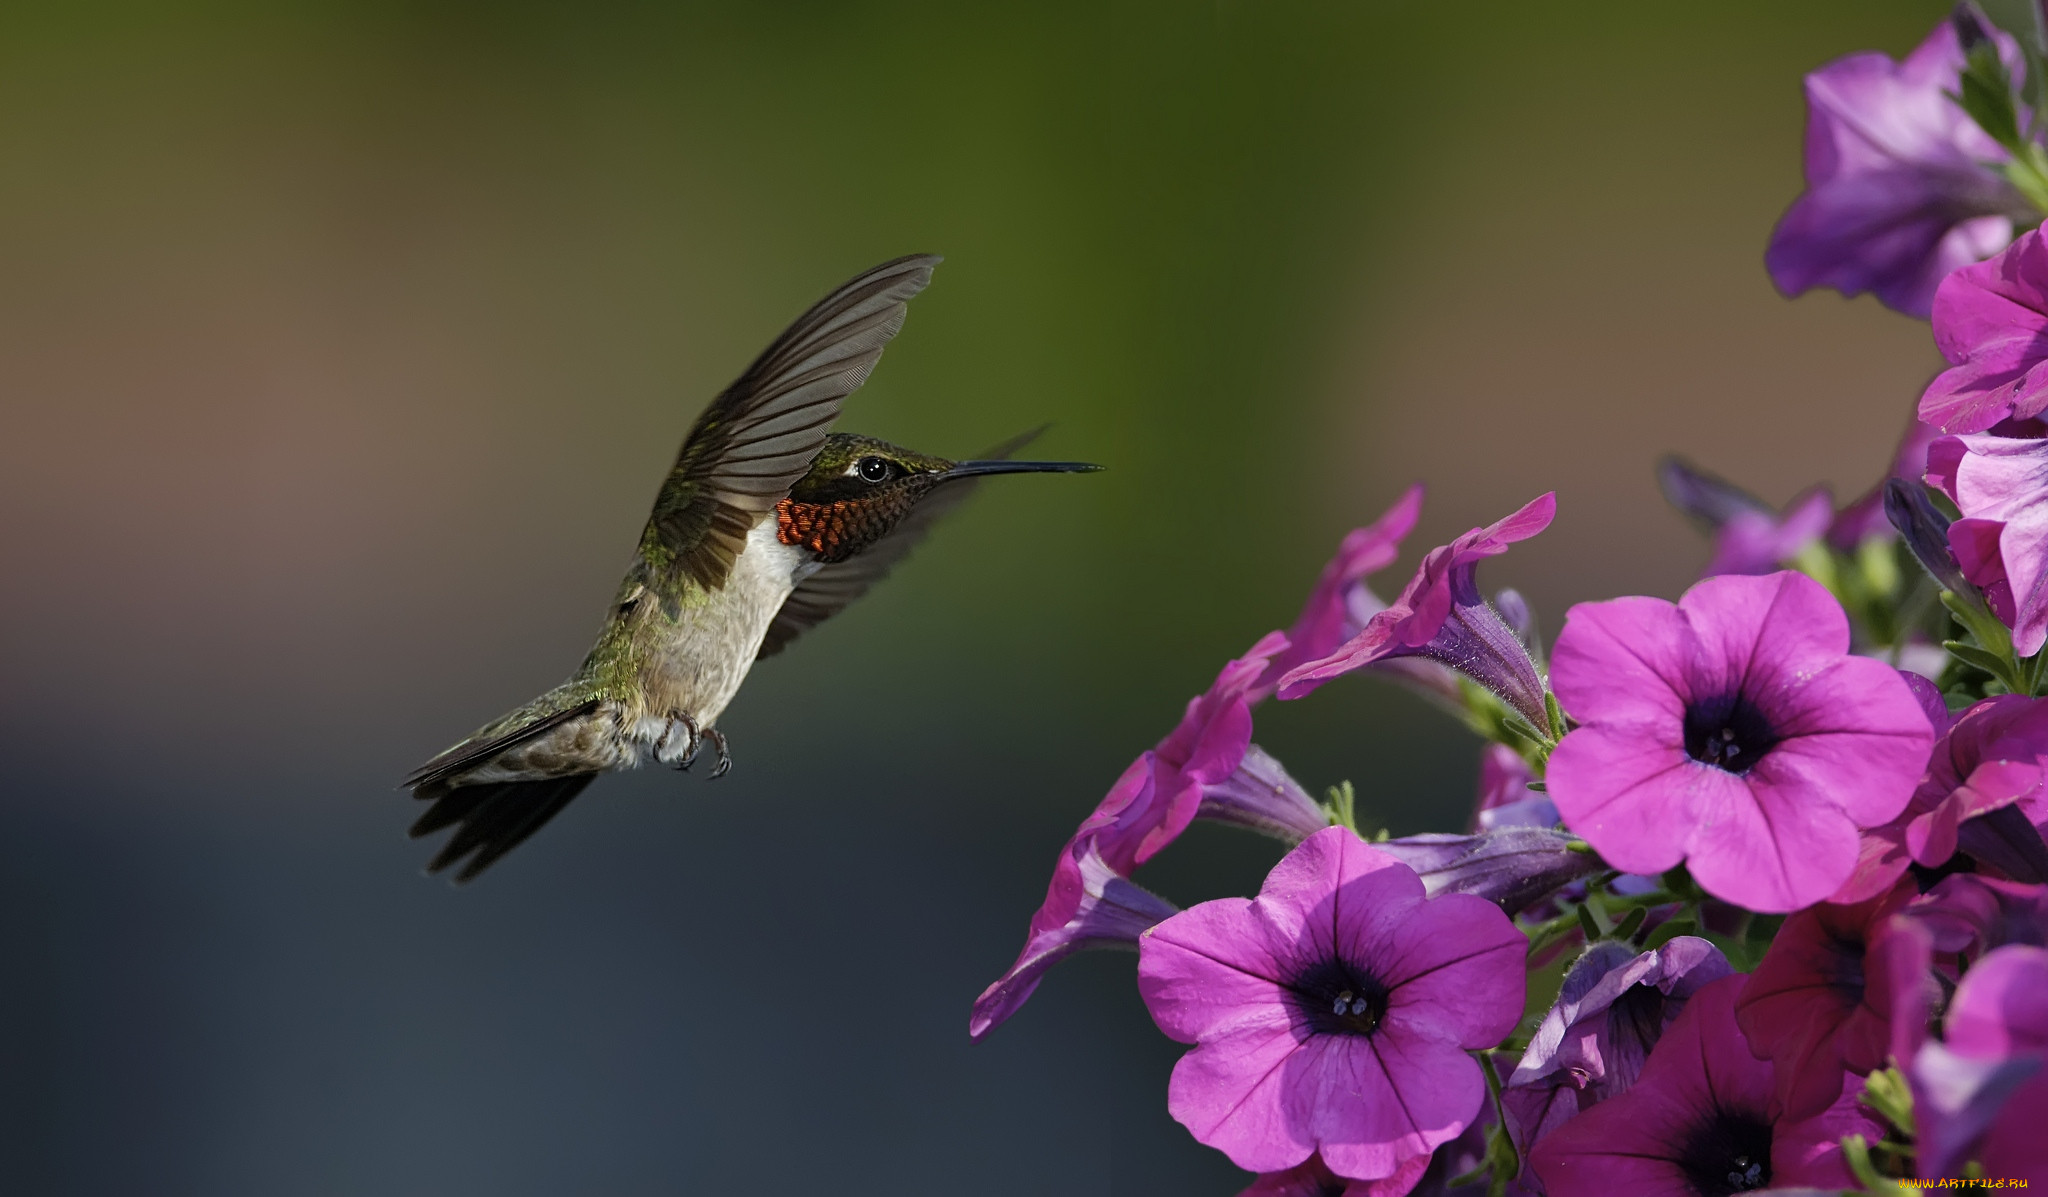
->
648;254;943;590
755;427;1046;659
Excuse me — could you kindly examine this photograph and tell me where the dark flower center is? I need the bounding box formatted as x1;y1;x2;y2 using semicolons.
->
1678;1110;1772;1196
1609;981;1667;1050
1291;958;1390;1037
1682;693;1780;774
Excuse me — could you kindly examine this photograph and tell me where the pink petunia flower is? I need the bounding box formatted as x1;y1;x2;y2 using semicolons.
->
1923;227;2048;433
1255;484;1426;700
1733;878;1920;1120
1278;495;1557;731
970;633;1327;1040
1502;936;1731;1160
1547;571;1935;912
1530;975;1883;1196
1910;944;2048;1184
1836;693;2048;903
1906;873;2048;957
1768;14;2029;321
1656;457;1834;579
1927;428;2048;655
1137;827;1525;1183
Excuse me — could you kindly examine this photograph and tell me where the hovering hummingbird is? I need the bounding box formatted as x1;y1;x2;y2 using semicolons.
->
404;254;1098;881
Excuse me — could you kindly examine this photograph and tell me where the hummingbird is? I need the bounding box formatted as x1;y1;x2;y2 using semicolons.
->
403;254;1098;882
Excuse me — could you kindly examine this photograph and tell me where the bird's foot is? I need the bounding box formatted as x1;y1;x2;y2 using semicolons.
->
655;712;701;770
704;729;732;780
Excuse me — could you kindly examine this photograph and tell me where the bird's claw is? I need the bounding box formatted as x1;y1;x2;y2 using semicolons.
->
658;712;701;770
705;729;732;780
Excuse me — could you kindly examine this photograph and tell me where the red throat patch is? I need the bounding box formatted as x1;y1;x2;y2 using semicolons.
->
774;493;915;563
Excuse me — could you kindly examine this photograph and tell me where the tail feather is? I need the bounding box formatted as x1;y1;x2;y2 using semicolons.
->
403;697;603;791
411;774;597;883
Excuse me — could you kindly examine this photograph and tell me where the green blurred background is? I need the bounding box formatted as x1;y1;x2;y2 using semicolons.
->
0;0;1988;1192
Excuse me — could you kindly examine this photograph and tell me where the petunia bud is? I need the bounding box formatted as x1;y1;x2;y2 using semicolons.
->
1374;827;1599;916
1884;477;1975;596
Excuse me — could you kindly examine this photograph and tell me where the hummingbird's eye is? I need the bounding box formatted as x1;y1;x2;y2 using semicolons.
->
855;456;892;483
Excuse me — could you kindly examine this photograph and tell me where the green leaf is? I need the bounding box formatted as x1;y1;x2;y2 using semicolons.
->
1944;639;2014;679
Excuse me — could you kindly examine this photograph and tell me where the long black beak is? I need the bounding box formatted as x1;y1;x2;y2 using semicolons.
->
940;460;1103;480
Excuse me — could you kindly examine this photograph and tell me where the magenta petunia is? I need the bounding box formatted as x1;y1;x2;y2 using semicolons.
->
1910;944;2048;1184
1734;878;1919;1120
1923;228;2048;433
1768;15;2028;321
1503;937;1731;1158
1927;429;2048;655
971;632;1328;1040
1836;694;2048;903
1236;1154;1423;1197
1703;491;1833;580
1657;456;1834;579
1277;495;1556;731
966;842;1180;1041
1137;827;1525;1182
1530;975;1883;1197
1547;571;1935;912
1907;873;2048;957
1372;828;1599;917
1256;485;1426;700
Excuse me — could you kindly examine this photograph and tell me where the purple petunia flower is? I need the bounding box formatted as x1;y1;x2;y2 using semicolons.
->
1277;495;1556;731
1372;828;1600;917
1656;457;1834;579
1734;878;1920;1120
1137;827;1525;1183
966;842;1180;1041
1256;485;1426;699
1907;873;2048;957
1923;227;2048;433
971;632;1328;1040
1768;15;2029;320
1503;937;1732;1158
1927;428;2048;655
1547;571;1935;912
1530;975;1882;1196
1239;1107;1514;1197
1910;944;2048;1184
1837;694;2048;902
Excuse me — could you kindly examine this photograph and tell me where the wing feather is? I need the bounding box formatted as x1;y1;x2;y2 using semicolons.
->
650;254;942;589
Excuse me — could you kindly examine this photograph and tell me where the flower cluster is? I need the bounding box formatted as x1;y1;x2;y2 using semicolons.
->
971;7;2048;1192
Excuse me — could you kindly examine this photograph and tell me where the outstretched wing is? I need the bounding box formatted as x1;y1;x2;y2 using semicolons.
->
647;254;943;590
756;427;1046;659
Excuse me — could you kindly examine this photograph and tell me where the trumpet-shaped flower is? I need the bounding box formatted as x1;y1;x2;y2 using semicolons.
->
1910;944;2048;1184
1927;429;2048;656
1769;15;2028;320
1923;228;2048;433
1138;828;1524;1183
972;633;1327;1040
1734;879;1919;1120
1531;975;1881;1196
1278;495;1556;731
1503;937;1732;1155
1837;694;2048;902
1547;571;1934;912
